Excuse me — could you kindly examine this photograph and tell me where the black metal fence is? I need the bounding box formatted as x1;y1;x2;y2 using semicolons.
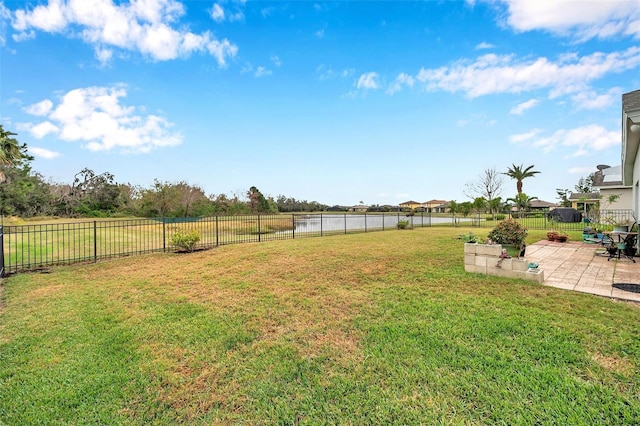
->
0;213;429;275
0;209;635;276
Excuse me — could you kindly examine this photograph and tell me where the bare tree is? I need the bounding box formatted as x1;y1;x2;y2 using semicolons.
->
464;168;504;217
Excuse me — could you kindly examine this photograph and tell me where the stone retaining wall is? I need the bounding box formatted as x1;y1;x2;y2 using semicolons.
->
464;243;544;283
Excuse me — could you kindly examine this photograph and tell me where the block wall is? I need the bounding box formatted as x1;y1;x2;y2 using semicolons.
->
464;243;544;283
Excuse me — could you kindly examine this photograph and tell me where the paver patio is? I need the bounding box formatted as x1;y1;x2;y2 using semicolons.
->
525;240;640;303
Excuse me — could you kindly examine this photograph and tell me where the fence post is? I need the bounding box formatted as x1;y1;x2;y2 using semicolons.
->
292;214;295;239
364;212;367;232
93;220;97;263
215;215;219;246
382;212;385;231
320;213;323;237
258;215;261;242
162;217;166;252
0;226;4;278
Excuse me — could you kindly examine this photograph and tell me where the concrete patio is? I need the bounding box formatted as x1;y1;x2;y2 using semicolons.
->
525;240;640;303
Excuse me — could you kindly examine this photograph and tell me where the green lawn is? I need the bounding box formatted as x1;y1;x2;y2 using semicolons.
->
1;227;638;424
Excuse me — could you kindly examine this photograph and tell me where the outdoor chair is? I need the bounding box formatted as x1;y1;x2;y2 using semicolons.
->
618;233;637;263
605;232;637;263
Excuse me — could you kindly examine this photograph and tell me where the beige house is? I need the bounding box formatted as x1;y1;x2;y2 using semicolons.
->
622;89;640;229
423;199;448;213
350;204;369;212
569;192;600;214
399;200;422;210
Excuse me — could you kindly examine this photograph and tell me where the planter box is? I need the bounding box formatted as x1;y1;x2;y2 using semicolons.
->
464;243;544;283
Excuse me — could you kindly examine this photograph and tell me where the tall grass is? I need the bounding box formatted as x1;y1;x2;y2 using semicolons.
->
1;227;638;424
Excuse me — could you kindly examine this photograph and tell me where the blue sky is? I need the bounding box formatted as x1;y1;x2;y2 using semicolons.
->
1;0;640;207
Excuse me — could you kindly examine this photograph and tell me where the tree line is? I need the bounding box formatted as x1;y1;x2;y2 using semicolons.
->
0;125;329;218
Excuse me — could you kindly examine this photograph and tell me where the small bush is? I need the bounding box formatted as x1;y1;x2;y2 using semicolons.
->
487;219;527;248
397;220;410;229
495;214;506;220
171;228;201;252
459;232;483;243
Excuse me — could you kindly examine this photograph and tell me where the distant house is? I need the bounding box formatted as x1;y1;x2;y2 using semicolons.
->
569;192;600;215
423;199;448;213
621;89;640;229
399;200;422;210
530;200;558;210
350;204;369;212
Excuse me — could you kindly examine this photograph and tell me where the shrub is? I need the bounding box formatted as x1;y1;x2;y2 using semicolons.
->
487;219;527;248
495;214;506;220
170;228;201;252
459;232;483;243
397;220;410;229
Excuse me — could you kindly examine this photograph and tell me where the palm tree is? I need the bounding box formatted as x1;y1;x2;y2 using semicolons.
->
0;125;24;166
504;164;540;194
507;193;538;218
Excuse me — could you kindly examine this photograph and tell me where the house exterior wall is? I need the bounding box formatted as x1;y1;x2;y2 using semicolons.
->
400;201;422;210
633;149;640;224
599;187;633;210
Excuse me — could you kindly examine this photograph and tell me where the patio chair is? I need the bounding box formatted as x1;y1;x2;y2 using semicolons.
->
603;235;620;261
618;233;637;263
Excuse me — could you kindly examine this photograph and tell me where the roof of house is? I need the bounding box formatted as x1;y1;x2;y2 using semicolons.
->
569;192;600;200
399;200;421;205
423;199;448;205
530;199;558;208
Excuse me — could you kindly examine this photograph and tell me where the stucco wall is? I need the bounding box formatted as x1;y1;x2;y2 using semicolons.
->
600;187;634;211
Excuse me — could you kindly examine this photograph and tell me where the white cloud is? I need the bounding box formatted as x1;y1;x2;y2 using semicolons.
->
509;128;543;143
530;125;619;157
94;47;113;65
356;72;380;90
510;98;539;115
386;73;415;95
475;41;495;49
210;3;244;23
0;2;11;45
254;66;271;77
24;99;53;116
9;0;238;65
28;146;60;159
22;85;182;153
571;88;621;110
317;65;354;81
28;121;59;139
493;0;640;41
414;47;640;102
315;29;324;38
211;4;225;22
270;54;281;67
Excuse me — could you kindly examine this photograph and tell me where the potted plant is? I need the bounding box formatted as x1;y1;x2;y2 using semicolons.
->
487;219;528;257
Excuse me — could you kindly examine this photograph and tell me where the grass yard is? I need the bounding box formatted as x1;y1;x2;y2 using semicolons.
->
1;227;639;424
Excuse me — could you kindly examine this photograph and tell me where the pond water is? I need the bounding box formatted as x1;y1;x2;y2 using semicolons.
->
288;214;472;235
